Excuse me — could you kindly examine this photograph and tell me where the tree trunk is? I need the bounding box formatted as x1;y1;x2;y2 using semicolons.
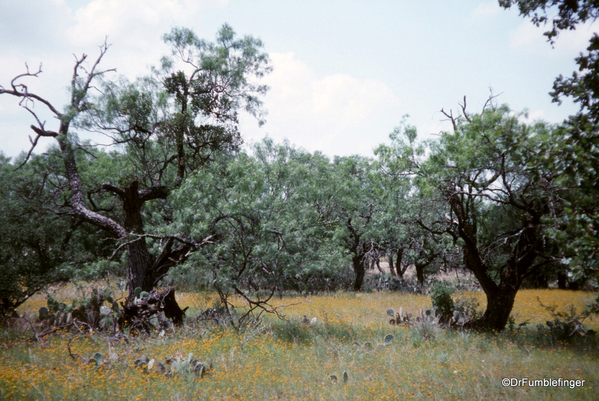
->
396;249;404;278
352;253;366;291
464;221;539;331
532;273;549;289
477;284;519;331
388;253;396;276
415;262;425;287
120;181;188;324
376;258;384;274
557;272;567;289
123;181;155;301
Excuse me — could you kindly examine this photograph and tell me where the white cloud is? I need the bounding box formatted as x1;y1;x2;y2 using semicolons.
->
64;0;229;77
471;2;502;18
66;0;228;46
518;108;568;125
239;52;402;157
510;20;597;58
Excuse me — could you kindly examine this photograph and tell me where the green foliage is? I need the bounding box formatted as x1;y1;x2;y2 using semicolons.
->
171;139;354;306
500;0;599;293
430;282;455;321
498;1;598;43
453;296;482;322
0;153;113;315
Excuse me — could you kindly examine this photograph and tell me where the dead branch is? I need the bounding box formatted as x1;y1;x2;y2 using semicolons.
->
459;96;472;122
440;108;458;132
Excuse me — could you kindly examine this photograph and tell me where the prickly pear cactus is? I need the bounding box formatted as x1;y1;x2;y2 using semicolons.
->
88;352;103;365
383;334;394;346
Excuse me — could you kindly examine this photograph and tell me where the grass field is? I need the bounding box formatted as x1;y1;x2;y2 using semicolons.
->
1;288;598;400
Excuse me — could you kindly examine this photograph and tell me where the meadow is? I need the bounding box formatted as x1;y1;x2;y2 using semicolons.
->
0;288;597;400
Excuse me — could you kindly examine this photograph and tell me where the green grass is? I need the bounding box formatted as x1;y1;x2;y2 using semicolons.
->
0;289;597;400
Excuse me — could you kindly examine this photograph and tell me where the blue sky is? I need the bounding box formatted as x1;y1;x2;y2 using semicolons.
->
1;0;595;158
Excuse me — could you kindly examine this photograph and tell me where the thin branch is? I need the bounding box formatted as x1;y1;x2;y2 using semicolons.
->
459;96;472;122
440;108;458;132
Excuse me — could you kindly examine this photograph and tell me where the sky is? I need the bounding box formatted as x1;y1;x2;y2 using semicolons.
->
0;0;596;159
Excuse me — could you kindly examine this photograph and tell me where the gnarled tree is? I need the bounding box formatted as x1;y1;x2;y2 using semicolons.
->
0;24;270;322
379;100;566;330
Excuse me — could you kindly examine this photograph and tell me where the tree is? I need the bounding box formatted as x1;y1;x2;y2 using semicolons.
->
172;139;347;324
0;24;271;322
499;0;599;281
320;155;385;291
379;102;566;330
376;121;457;286
498;0;599;43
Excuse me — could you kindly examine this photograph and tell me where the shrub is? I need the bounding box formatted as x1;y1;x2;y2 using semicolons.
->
430;281;455;322
453;295;482;322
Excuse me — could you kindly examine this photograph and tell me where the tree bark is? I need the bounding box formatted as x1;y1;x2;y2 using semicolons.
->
557;272;568;289
415;262;425;287
122;181;155;300
396;248;406;278
352;253;366;291
478;284;519;331
388;252;396;276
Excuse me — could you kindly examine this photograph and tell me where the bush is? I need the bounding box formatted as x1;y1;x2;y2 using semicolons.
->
453;295;482;322
430;281;455;322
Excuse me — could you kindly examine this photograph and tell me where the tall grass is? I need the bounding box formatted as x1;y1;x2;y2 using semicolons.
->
1;289;597;400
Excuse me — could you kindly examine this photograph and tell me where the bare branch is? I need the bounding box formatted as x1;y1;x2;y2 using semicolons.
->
459;95;472;122
481;89;502;114
440;108;458;132
0;64;63;117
